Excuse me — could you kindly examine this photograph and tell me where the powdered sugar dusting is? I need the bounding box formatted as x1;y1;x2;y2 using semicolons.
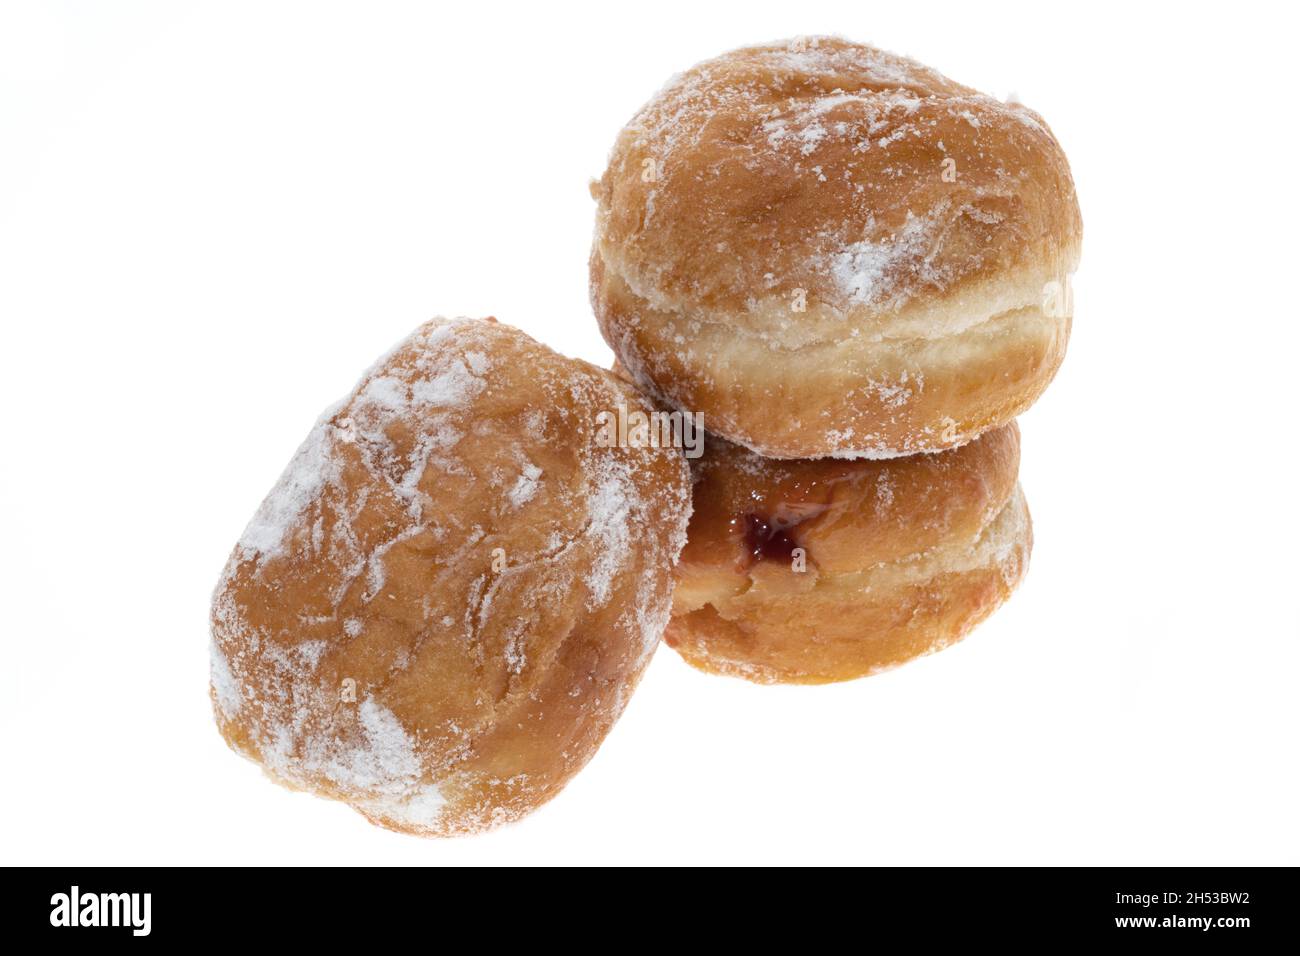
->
584;459;635;607
236;418;340;562
508;462;543;508
874;471;896;516
287;693;446;830
826;204;949;309
361;781;448;829
210;641;242;719
409;362;480;408
322;698;421;790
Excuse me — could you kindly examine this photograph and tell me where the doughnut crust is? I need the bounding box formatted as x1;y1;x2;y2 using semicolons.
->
666;423;1029;683
591;36;1081;458
210;318;692;835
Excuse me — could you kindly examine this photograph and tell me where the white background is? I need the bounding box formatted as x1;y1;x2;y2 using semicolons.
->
2;1;1296;866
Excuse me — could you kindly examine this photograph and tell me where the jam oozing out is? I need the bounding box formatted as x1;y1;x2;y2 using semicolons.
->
742;512;802;565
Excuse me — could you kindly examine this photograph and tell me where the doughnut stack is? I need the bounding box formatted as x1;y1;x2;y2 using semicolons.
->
211;37;1080;836
591;36;1080;684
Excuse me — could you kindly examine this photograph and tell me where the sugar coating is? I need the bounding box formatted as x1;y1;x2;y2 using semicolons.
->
210;318;692;836
591;35;1081;461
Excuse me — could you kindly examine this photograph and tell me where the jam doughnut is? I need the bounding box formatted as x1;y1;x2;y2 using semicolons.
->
210;318;692;835
666;423;1030;683
591;36;1081;459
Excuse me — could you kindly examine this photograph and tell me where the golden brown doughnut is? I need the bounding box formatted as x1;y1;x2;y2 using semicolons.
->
591;36;1082;459
666;423;1030;684
210;318;692;836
